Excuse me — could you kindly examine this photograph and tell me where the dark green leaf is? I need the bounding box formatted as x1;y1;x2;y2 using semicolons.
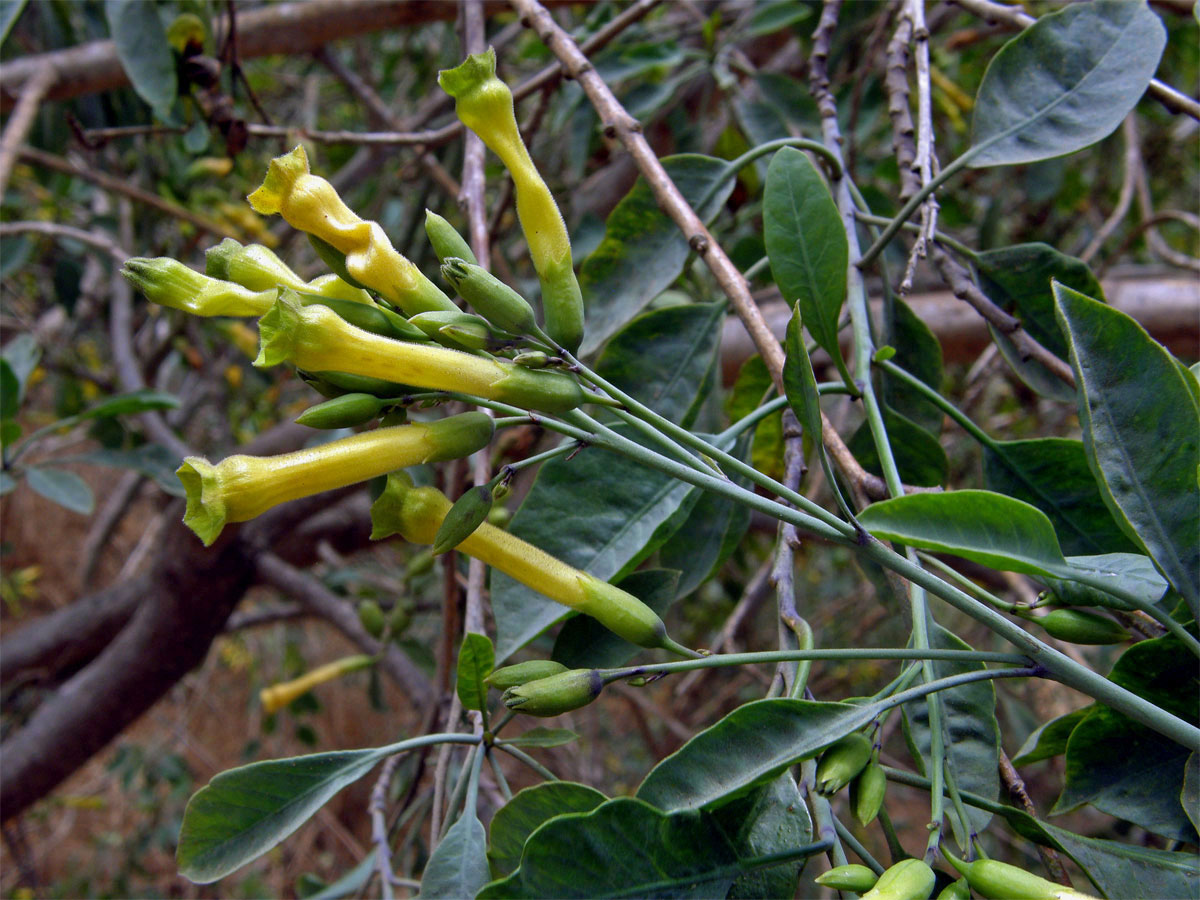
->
26;466;94;514
579;156;735;355
968;1;1166;167
717;774;812;900
782;304;824;450
984;438;1138;557
744;1;810;37
487;782;607;878
764;148;850;381
881;298;944;435
726;355;783;481
1054;282;1200;612
456;633;494;713
858;490;1071;577
479;797;742;899
1012;707;1090;766
0;360;18;420
975;243;1104;359
492;433;699;661
502;728;579;749
1044;553;1169;611
0;235;32;279
595;302;724;428
177;747;393;883
105;0;178;120
0;420;20;448
902;626;999;839
553;569;678;670
305;854;374;900
419;813;489;899
848;405;948;487
638;700;877;812
989;324;1077;403
1184;752;1199;837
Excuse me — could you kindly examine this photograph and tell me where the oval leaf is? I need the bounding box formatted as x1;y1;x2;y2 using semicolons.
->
79;389;181;420
858;489;1070;577
969;1;1166;167
105;0;179;121
25;466;94;514
487;782;607;878
418;813;489;899
456;633;494;713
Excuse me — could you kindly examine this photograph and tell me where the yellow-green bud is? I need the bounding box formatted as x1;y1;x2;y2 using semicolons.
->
815;732;873;796
298;369;411;400
255;291;587;414
815;864;879;893
937;877;971;900
123;257;275;317
949;857;1099;900
204;238;374;305
851;758;887;828
862;859;936;900
178;413;493;546
441;257;537;336
357;600;386;638
408;310;510;352
259;654;374;714
294;392;387;429
425;209;478;265
502;668;603;717
1028;609;1131;645
513;351;551;369
307;232;372;293
432;485;494;555
485;659;570;690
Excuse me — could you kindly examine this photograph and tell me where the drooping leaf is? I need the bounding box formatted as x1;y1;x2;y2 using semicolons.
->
901;626;1000;839
25;466;94;514
848;405;948;487
716;773;812;900
858;490;1071;577
984;438;1138;557
456;633;494;713
967;1;1166;167
1013;707;1090;766
1053;282;1200;613
988;324;1077;403
553;569;678;670
177;747;394;883
764;148;850;383
595;302;724;428
105;0;179;121
487;782;608;878
579;156;735;355
419;813;490;899
726;355;783;481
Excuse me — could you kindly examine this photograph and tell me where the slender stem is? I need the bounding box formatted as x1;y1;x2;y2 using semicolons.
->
487;750;513;802
718;382;852;443
858;153;972;269
943;765;977;857
833;815;885;875
919;553;1017;613
492;741;559;781
802;758;849;870
463;739;485;817
853;210;978;261
877;358;995;447
718;136;844;185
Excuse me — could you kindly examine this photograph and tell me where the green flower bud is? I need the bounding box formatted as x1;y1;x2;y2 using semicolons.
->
432;485;494;555
389;600;413;637
408;310;510;352
502;668;603;717
815;732;873;796
123;257;275;317
815;864;879;893
205;238;373;304
486;504;511;528
441;258;537;337
851;757;887;828
1030;609;1131;645
513;351;551;369
937;877;971;900
485;659;570;690
298;369;411;400
294;393;387;429
425;209;478;265
178;413;492;546
949;857;1099;900
357;599;386;638
862;859;936;900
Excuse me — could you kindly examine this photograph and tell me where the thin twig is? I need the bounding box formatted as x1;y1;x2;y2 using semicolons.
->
771;410;806;697
902;0;939;295
1080;115;1139;264
0;63;56;196
224;602;307;631
998;750;1071;886
370;752;403;900
0;221;128;263
884;8;921;202
79;470;144;589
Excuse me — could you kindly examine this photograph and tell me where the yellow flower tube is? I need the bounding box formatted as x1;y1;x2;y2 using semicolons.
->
439;49;585;352
205;238;374;305
260;654;375;714
247;146;457;316
177;412;494;546
123;257;276;317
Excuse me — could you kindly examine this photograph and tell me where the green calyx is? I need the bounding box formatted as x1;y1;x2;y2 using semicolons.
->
490;363;587;415
408;310;508;352
502;668;603;717
815;864;878;893
177;457;227;547
576;574;696;658
441;257;537;337
485;660;570;690
294;393;386;429
850;757;887;828
424;209;478;266
862;859;936;900
814;732;873;796
431;484;494;555
539;254;585;354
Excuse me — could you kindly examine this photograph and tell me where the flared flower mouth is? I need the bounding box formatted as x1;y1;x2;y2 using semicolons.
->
177;458;227;547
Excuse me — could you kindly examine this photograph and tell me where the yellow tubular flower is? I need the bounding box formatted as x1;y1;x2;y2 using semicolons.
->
205;238;374;305
439;49;584;352
370;475;695;657
177;412;493;546
254;291;587;415
247;146;457;316
260;654;375;714
122;257;276;317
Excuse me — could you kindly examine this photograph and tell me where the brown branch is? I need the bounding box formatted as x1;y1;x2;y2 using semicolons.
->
885;9;921;202
0;221;127;263
998;750;1072;886
0;63;55;195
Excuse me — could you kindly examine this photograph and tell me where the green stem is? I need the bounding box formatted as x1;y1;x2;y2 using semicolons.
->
877;806;906;865
718;382;852;442
487;750;513;802
492;741;559;781
463;740;485;817
943;765;976;857
919;552;1017;612
833;815;885;875
853;210;979;261
802;758;849;869
707;138;844;208
876;358;996;448
789;617;815;700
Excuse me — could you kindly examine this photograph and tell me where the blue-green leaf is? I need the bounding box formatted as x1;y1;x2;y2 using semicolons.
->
26;466;94;514
105;0;178;121
418;813;489;899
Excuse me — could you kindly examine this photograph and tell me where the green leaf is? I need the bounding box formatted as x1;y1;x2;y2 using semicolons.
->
419;813;489;899
0;471;15;496
1;333;40;407
305;854;375;900
553;569;678;670
77;389;180;421
638;700;878;812
726;355;783;481
968;1;1166;167
975;243;1104;359
881;298;944;435
105;0;179;121
782;305;824;450
858;490;1071;577
1045;553;1168;612
984;438;1138;557
491;434;699;661
848;405;948;487
478;797;743;899
901;626;1000;840
579;156;735;355
0;359;18;420
487;782;607;878
764;148;850;383
177;747;393;883
988;324;1077;403
1013;707;1090;766
502;728;579;749
1184;752;1199;837
717;774;812;900
456;633;494;713
595;302;724;429
65;445;187;496
0;0;29;46
1053;282;1200;613
25;466;94;514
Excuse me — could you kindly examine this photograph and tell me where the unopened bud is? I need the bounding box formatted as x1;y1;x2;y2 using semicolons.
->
1029;609;1130;645
513;351;550;369
205;238;373;304
123;257;275;317
441;257;537;337
948;856;1099;900
294;393;386;429
851;758;887;828
502;668;603;717
357;600;386;638
862;859;935;900
815;864;878;893
424;209;478;265
815;732;873;796
485;660;570;690
432;485;494;555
